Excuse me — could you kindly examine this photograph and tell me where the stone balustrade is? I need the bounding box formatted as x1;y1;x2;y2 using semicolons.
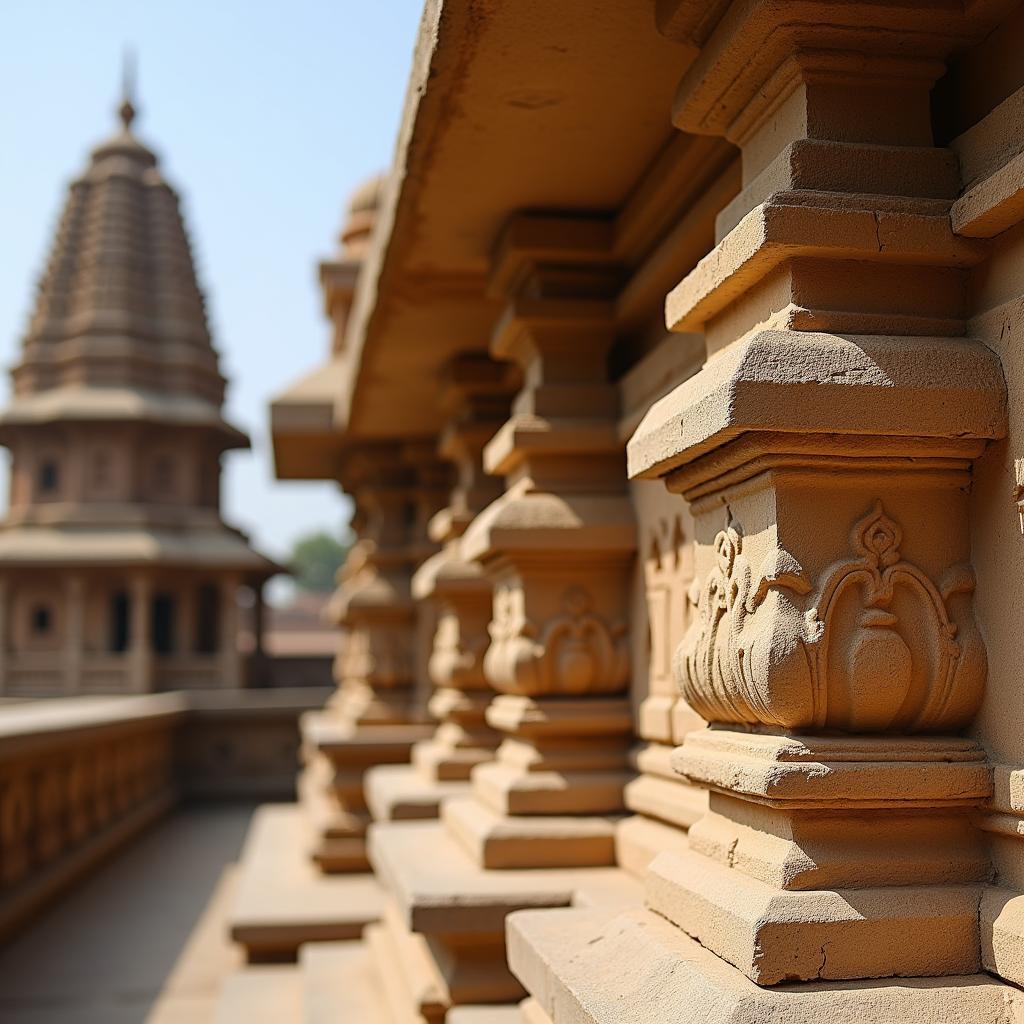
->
0;695;185;940
0;686;330;943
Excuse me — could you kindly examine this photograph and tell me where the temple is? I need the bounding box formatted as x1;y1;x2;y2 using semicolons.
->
8;2;1024;1022
0;76;277;696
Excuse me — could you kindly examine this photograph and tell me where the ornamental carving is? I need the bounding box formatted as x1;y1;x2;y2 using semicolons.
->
676;502;985;733
485;584;629;696
343;624;413;690
428;605;490;691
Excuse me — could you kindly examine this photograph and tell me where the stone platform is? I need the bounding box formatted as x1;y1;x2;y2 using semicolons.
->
365;763;470;822
508;906;1024;1024
228;803;382;962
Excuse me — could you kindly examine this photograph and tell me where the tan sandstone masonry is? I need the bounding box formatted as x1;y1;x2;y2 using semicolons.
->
299;443;447;873
615;342;707;880
0;695;181;942
365;353;516;823
508;1;1023;1021
366;215;644;1017
453;214;637;870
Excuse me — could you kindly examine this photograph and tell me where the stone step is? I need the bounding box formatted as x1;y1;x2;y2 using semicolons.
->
213;965;302;1024
447;1005;527;1023
364;762;470;823
228;803;383;962
366;913;448;1023
300;940;390;1024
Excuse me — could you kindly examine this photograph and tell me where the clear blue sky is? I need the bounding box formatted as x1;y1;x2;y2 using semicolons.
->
0;0;425;579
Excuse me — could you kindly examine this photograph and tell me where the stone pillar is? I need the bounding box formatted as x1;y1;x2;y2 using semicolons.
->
509;3;1014;1021
366;218;640;1017
451;216;636;870
219;575;241;688
63;573;84;695
298;442;441;873
128;572;152;693
366;353;514;821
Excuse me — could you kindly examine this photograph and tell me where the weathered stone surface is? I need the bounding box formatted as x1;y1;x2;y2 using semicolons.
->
508;907;1024;1024
228;804;382;962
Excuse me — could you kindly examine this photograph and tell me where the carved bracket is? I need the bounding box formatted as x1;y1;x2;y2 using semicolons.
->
676;502;985;732
485;584;629;696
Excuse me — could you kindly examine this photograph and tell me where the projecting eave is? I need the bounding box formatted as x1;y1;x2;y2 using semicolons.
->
334;0;690;441
269;359;345;480
0;523;282;580
0;387;250;450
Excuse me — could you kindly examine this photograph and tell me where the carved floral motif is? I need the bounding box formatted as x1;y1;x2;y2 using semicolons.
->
485;584;629;695
676;502;985;732
428;605;490;690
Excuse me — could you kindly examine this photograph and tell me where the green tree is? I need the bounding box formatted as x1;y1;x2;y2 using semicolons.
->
289;530;350;593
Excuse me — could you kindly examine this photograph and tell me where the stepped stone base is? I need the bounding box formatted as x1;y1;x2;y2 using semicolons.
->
369;820;641;937
368;915;450;1022
443;797;618;869
614;814;691;878
366;819;641;1018
446;1005;527;1023
507;906;1024;1024
228;804;383;962
213;965;302;1024
301;940;390;1024
365;763;471;822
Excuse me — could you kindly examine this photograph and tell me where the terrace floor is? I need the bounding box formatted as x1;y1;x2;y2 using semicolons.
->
0;802;257;1024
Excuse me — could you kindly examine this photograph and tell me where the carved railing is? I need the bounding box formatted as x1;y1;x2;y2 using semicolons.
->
0;694;186;940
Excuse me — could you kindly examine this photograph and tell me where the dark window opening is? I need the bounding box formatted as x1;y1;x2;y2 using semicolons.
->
31;605;52;635
109;591;130;652
152;593;176;655
196;583;219;654
38;460;59;495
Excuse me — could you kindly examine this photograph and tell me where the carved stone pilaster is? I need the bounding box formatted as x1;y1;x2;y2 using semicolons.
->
617;0;1010;995
510;4;1017;1020
299;442;443;872
444;217;637;870
409;354;515;785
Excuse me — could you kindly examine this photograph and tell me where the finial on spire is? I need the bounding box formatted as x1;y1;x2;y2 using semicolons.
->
118;47;137;130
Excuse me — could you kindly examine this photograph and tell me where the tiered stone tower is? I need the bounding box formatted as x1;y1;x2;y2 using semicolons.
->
0;78;276;696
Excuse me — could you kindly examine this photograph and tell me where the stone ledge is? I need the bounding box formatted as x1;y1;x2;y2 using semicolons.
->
366;912;450;1021
301;940;390;1024
0;694;188;758
507;906;1024;1024
645;848;982;985
364;763;469;822
982;886;1024;988
367;819;638;937
212;965;302;1024
627;331;1006;480
665;196;986;333
952;148;1024;237
302;711;431;760
228;804;382;962
443;796;618;869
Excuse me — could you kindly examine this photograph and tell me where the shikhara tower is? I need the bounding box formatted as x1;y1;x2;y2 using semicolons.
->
0;76;276;695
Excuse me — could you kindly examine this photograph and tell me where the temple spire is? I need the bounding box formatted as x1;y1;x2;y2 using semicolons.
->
118;48;137;130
